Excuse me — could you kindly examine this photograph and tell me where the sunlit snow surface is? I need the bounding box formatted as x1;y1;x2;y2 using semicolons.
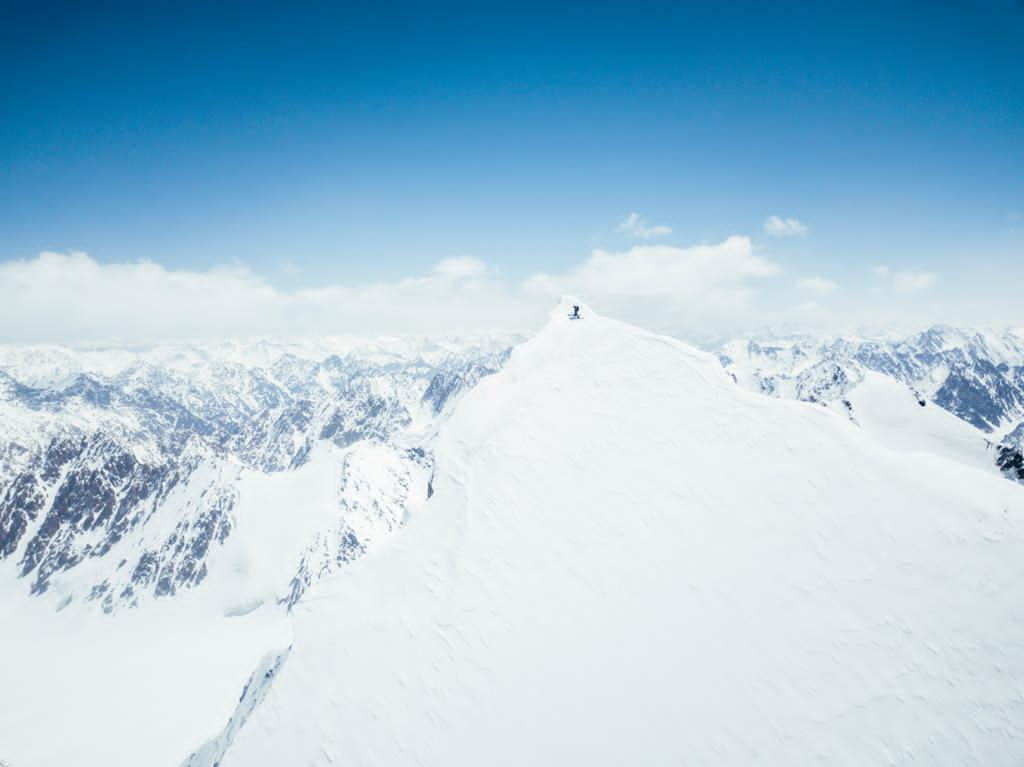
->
0;581;290;766
218;301;1024;766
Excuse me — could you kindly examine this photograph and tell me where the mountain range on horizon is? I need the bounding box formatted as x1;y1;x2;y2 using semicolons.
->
2;312;1024;615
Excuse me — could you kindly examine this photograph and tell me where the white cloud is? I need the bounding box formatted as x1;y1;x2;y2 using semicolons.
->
616;212;672;239
0;251;537;344
872;264;936;293
764;216;808;237
6;238;963;345
891;270;937;293
0;237;785;344
522;236;782;334
523;236;779;299
431;256;488;279
796;276;838;295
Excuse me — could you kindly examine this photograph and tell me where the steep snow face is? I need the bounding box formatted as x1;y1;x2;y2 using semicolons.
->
221;302;1024;766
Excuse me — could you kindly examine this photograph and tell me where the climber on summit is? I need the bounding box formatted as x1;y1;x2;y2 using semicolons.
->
571;305;581;320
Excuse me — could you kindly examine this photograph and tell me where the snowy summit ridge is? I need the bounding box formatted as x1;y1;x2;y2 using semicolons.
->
216;301;1024;766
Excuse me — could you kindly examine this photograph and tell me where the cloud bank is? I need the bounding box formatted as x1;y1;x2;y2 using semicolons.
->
0;238;783;344
0;252;534;344
525;236;777;298
2;240;963;346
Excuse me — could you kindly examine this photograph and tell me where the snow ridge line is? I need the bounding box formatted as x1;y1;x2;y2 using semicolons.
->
181;646;292;767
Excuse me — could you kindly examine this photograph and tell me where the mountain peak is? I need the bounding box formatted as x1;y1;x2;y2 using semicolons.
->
549;295;593;321
219;312;1024;766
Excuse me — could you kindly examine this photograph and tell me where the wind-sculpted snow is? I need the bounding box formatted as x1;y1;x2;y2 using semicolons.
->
720;326;1024;482
0;336;514;611
218;301;1024;766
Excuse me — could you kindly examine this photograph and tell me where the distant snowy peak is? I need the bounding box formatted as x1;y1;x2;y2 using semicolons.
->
0;335;516;613
0;333;523;385
719;325;1024;482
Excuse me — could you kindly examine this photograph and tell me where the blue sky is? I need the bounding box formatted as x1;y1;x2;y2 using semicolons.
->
1;1;1022;341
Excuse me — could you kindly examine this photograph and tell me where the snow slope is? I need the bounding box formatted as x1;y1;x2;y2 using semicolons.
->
218;300;1024;766
830;371;997;474
0;441;431;767
0;585;290;767
718;328;1024;474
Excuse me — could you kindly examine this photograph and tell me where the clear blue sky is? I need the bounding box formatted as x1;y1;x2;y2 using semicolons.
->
1;0;1022;337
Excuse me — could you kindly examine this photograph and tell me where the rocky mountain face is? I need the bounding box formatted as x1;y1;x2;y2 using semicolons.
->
0;338;515;613
718;325;1024;482
998;422;1024;480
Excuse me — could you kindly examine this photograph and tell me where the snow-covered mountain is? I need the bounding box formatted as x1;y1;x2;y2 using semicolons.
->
211;301;1024;766
718;325;1024;483
0;335;515;615
2;307;1024;766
